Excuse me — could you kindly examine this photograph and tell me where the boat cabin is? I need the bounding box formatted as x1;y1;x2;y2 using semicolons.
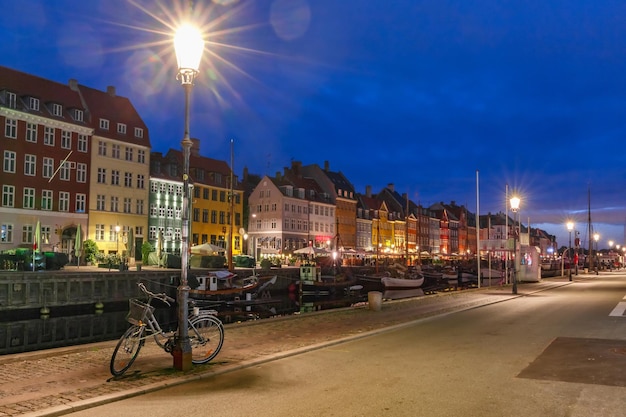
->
300;264;321;284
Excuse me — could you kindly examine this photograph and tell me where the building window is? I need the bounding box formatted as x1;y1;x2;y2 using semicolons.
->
211;189;218;201
97;168;106;184
52;103;63;116
110;196;119;212
23;187;35;209
136;199;144;215
137;175;145;189
211;210;217;224
29;97;39;111
111;170;120;186
76;163;87;183
96;194;105;211
74;109;83;122
1;224;13;243
138;149;146;163
61;130;72;149
220;191;226;202
59;192;69;212
117;123;126;134
99;119;109;130
202;209;209;223
134;127;143;138
124;197;131;213
96;224;105;240
2;185;15;207
193;208;200;222
44;126;55;146
124;172;132;187
112;144;120;159
3;151;16;173
24;154;36;176
26;123;37;142
98;141;107;156
59;163;70;181
75;194;86;213
22;224;34;245
219;211;225;224
5;119;17;139
125;147;133;161
6;92;17;109
41;189;53;210
77;134;88;152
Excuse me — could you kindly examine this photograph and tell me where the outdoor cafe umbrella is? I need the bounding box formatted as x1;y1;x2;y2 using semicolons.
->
127;228;134;259
33;220;41;271
74;224;82;268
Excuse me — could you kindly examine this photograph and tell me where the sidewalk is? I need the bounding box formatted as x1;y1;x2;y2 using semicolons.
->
0;278;573;417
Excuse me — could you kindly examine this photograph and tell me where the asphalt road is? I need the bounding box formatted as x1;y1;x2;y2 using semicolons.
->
63;272;626;417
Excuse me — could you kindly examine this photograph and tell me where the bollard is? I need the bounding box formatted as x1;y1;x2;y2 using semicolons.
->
368;291;382;311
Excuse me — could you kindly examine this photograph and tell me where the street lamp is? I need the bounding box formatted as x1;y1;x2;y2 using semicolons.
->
593;233;599;274
509;196;520;294
566;221;574;281
173;22;204;372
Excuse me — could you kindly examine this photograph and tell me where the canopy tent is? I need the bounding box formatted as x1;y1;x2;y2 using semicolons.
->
191;243;224;255
293;246;328;255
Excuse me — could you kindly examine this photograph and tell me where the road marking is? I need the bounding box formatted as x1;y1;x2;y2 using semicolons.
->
609;301;626;317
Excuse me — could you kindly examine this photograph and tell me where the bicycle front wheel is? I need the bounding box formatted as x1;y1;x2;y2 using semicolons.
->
188;315;224;364
110;325;145;376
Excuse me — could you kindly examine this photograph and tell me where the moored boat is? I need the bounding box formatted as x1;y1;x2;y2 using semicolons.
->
189;270;277;300
381;275;425;290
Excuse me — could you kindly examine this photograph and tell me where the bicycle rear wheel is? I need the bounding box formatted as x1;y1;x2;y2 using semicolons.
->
188;315;224;364
110;325;145;376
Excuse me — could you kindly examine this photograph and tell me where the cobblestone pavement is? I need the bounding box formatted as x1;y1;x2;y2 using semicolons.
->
0;279;571;417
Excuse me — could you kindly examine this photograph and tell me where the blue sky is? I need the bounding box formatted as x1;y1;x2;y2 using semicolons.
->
2;0;625;248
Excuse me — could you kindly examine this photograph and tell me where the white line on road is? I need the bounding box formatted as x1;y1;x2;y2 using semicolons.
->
609;301;626;317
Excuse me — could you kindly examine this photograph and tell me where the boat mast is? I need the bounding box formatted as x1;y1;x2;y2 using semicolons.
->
227;139;234;272
587;186;593;272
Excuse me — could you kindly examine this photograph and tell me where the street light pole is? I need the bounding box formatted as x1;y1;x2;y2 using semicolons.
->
173;23;204;372
567;221;574;281
593;233;599;275
509;196;520;294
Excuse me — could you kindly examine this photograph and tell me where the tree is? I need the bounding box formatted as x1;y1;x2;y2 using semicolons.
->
141;241;153;264
83;239;99;264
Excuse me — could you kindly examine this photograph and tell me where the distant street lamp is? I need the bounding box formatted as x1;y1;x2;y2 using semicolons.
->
172;22;204;372
593;233;600;274
567;222;574;281
509;196;520;294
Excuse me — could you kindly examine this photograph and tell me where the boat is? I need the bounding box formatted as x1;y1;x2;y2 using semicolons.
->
381;275;425;290
297;264;358;296
189;270;277;300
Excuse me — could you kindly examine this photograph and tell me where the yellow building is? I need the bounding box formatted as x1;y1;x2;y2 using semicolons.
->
83;85;150;259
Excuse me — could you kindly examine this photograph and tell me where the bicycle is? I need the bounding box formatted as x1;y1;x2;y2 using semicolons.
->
110;282;224;377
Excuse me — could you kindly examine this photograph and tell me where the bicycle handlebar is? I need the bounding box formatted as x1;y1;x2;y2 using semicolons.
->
137;282;175;305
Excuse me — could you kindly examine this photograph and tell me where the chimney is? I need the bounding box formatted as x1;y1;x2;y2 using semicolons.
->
190;138;200;157
243;166;248;182
276;171;282;180
324;160;329;171
68;79;79;91
366;185;372;198
106;86;116;97
291;160;302;177
387;183;394;192
402;193;407;200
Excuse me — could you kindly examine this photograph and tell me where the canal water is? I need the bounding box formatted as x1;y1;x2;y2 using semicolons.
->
0;292;367;355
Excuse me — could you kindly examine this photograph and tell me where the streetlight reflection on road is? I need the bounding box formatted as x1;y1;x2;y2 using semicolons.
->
172;22;204;372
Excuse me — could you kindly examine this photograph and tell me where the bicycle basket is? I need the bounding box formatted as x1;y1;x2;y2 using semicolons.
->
126;299;154;325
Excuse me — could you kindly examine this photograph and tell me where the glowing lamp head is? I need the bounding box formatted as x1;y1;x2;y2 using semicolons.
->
509;196;520;212
566;222;574;232
174;24;204;83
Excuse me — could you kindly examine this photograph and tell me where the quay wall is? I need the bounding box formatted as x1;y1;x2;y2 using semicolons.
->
0;270;178;312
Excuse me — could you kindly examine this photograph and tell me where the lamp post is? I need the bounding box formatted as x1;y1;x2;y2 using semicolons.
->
173;23;204;372
509;196;520;294
593;233;599;274
567;221;574;281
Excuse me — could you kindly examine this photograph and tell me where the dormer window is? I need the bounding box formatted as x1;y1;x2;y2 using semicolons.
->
134;127;144;138
99;118;109;130
29;97;39;111
73;109;83;122
6;92;17;109
52;103;62;117
117;123;126;134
